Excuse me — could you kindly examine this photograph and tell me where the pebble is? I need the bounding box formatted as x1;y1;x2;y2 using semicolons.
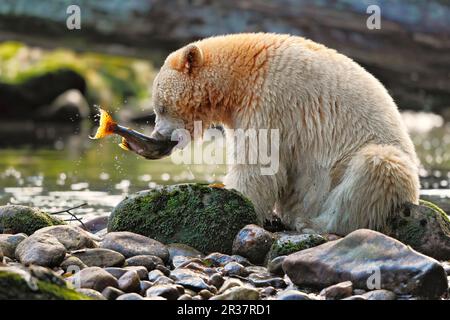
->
76;288;106;300
267;256;286;276
276;290;312;300
153;276;175;285
361;290;397;300
148;269;165;282
71;248;125;268
156;264;171;276
178;294;192;300
146;284;181;300
0;233;27;258
218;278;244;294
116;293;145;300
102;286;125;300
320;281;353;300
118;270;141;293
247;273;287;288
223;262;247;277
211;286;260;300
15;233;66;267
139;280;153;295
105;267;128;279
34;225;97;250
125;255;163;271
176;276;211;292
74;266;119;292
342;295;367;300
199;289;214;299
232;224;275;264
124;266;148;280
208;273;224;289
60;256;87;272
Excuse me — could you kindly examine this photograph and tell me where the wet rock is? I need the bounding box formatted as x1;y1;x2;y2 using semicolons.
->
82;215;109;233
71;248;125;268
218;278;244;293
223;262;248;277
199;289;214;299
0;205;64;235
76;288;106;300
101;231;169;262
116;293;144;300
178;294;192;300
342;295;367;300
124;266;148;280
232;224;275;264
73;267;118;292
148;269;164;282
208;273;224;289
167;243;204;266
386;201;450;260
267;256;286;276
34;225;97;250
319;281;353;300
0;266;90;300
146;284;180;300
139;281;153;295
204;252;236;267
60;256;87;272
361;289;397;300
118;270;141;293
153;276;174;285
104;267;128;279
267;232;326;261
15;233;66;267
0;233;27;259
156;264;171;276
102;286;124;300
276;290;312;300
172;256;191;269
211;286;260;300
283;229;448;298
246;266;268;274
261;286;277;297
125;255;163;271
176;276;211;292
108;184;257;254
247;273;287;288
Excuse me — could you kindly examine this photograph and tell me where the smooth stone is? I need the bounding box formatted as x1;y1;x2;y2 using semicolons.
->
210;286;260;300
283;229;448;298
267;256;286;276
172;256;192;268
232;224;275;264
342;295;367;300
320;281;353;300
199;289;214;299
125;255;163;271
71;248;125;267
82;215;109;233
116;293;145;300
230;255;252;267
353;289;366;295
148;269;164;282
0;233;27;258
276;290;312;300
145;296;167;300
178;294;192;300
118;270;141;293
247;273;287;288
246;266;268;274
267;232;326;261
156;264;171;276
167;243;204;265
153;276;174;285
139;280;153;295
76;288;106;300
176;276;211;292
101;231;169;261
208;273;224;289
361;289;397;300
218;278;244;294
179;260;216;275
204;252;235;267
34;225;97;250
74;267;119;292
170;268;209;282
124;266;148;280
105;267;128;279
102;286;124;300
261;286;277;297
223;262;248;277
146;284;180;300
15;233;66;267
60;256;87;272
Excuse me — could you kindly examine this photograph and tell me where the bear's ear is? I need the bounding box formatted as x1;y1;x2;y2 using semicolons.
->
179;44;203;74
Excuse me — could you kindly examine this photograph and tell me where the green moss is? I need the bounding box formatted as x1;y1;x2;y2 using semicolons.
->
0;270;90;300
267;234;326;261
0;205;65;235
108;184;258;254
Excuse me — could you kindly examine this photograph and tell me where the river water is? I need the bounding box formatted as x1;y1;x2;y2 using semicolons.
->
0;112;449;223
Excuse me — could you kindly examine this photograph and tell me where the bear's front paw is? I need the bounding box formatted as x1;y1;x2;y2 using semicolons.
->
263;217;288;232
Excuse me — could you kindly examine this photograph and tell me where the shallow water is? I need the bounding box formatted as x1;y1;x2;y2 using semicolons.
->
0;113;449;223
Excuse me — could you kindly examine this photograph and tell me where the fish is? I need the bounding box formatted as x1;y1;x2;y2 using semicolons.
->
90;108;178;159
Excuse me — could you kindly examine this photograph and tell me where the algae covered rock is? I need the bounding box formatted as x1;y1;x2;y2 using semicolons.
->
266;232;327;262
0;205;64;235
108;184;258;254
386;200;450;260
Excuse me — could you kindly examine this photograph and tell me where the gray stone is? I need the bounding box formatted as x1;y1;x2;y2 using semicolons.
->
34;225;97;250
15;233;66;267
267;256;286;276
125;255;163;271
116;293;144;300
101;231;169;261
218;278;244;293
0;233;27;258
283;229;448;298
361;289;397;300
247;273;287;288
267;232;326;261
118;270;141;293
76;288;106;300
276;290;312;300
223;262;247;277
74;267;119;292
319;281;353;300
124;266;148;280
153;276;174;285
71;248;125;267
104;267;128;279
167;243;204;266
148;269;165;282
208;273;224;289
176;276;211;292
210;287;260;300
60;256;87;272
101;286;124;300
146;284;180;300
232;224;275;264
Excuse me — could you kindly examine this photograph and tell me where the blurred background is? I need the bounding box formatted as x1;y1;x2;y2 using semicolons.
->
0;0;449;220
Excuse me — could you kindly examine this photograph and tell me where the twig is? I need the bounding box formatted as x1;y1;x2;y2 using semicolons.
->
49;203;88;229
50;203;87;214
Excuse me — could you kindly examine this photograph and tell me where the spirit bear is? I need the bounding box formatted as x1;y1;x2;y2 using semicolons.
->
149;33;420;235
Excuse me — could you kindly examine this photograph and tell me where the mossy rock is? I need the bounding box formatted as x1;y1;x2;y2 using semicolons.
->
0;267;90;300
386;200;450;260
0;205;65;235
266;232;326;262
108;184;258;254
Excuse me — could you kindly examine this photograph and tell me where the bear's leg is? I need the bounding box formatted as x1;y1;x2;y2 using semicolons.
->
314;144;420;235
224;164;284;225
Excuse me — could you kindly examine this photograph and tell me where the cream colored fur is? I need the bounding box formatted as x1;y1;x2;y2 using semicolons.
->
151;33;420;235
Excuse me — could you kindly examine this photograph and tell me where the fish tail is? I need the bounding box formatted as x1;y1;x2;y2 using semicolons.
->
118;137;131;151
90;108;117;139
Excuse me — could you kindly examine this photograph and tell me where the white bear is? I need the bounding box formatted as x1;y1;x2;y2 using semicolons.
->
149;33;420;235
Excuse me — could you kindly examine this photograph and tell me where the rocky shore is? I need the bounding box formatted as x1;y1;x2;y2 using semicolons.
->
0;184;449;300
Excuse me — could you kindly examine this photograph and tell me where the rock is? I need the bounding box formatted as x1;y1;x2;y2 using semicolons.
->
156;264;171;276
146;284;180;300
211;286;260;300
124;266;148;280
73;267;118;292
100;231;169;262
125;255;163;271
208;273;224;289
204;252;237;267
172;256;192;268
267;256;286;276
218;278;244;294
199;289;214;299
267;232;326;261
116;293;144;300
223;262;247;277
118;270;141;293
443;262;450;276
276;290;312;300
246;266;268;274
283;229;448;298
232;224;275;264
386;201;450;260
154;276;174;285
167;243;204;267
178;294;192;300
140;281;153;295
171;268;209;282
261;286;277;297
0;205;64;235
15;233;66;267
104;267;127;279
361;290;397;300
247;273;287;288
0;266;90;300
82;215;109;233
0;233;27;258
108;184;257;254
319;281;353;300
71;248;125;267
148;269;164;282
342;295;367;300
60;256;87;272
76;288;106;300
34;225;97;250
101;286;124;300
